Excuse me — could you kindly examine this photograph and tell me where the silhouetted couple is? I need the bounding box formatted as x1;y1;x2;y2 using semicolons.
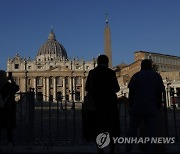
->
85;56;165;154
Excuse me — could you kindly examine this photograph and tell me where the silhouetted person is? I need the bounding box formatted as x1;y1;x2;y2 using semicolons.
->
126;59;165;154
0;70;19;147
85;55;120;154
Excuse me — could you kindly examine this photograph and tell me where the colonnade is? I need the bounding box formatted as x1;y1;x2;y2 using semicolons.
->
32;76;85;102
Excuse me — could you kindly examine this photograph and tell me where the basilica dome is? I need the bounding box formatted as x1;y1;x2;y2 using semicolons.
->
37;29;68;60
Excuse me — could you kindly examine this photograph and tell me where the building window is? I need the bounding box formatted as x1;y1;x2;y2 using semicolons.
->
65;94;69;101
49;77;53;86
86;66;89;69
14;77;19;85
37;66;42;69
65;77;68;86
157;57;160;63
170;60;173;65
28;79;31;85
37;92;43;101
37;77;42;85
57;77;62;85
160;57;162;63
14;64;19;69
167;59;169;64
75;91;80;101
57;91;62;101
49;95;53;102
75;77;81;85
28;66;31;69
76;66;80;69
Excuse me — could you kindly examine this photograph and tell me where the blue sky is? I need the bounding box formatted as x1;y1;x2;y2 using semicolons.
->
0;0;180;70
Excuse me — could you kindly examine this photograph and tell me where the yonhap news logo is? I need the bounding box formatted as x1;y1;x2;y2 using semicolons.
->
96;132;110;149
96;132;175;149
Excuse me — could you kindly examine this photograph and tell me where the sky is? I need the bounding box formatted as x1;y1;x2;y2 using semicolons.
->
0;0;180;70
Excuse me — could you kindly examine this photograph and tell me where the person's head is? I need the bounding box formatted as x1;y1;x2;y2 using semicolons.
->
141;59;153;70
97;55;109;67
0;70;8;90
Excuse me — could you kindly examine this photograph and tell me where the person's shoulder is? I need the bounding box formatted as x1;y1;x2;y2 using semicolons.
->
104;67;117;76
131;71;141;78
88;68;95;74
89;69;93;73
8;81;19;89
146;70;163;80
154;71;161;76
107;67;115;73
154;72;163;80
148;70;161;77
128;72;139;88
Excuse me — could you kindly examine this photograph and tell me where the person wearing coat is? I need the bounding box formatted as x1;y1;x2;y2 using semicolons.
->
85;55;120;154
126;59;165;154
0;70;19;145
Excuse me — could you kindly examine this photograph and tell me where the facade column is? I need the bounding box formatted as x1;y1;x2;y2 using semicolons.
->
174;86;177;96
166;84;173;107
33;77;37;99
18;77;21;87
73;77;76;101
69;77;73;101
81;77;85;102
24;75;28;92
21;77;27;92
63;77;66;101
43;77;46;101
167;88;171;107
46;77;50;102
53;77;57;101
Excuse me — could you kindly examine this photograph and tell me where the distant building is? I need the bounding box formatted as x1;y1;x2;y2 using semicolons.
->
117;51;180;87
116;51;180;107
7;29;96;102
6;18;180;106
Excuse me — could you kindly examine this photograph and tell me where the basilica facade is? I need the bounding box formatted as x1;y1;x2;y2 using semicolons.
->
7;29;97;102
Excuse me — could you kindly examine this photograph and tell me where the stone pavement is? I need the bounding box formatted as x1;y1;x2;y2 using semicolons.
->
0;141;180;154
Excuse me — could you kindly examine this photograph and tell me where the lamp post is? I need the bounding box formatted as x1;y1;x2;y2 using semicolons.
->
163;78;171;137
170;86;178;139
166;79;171;107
